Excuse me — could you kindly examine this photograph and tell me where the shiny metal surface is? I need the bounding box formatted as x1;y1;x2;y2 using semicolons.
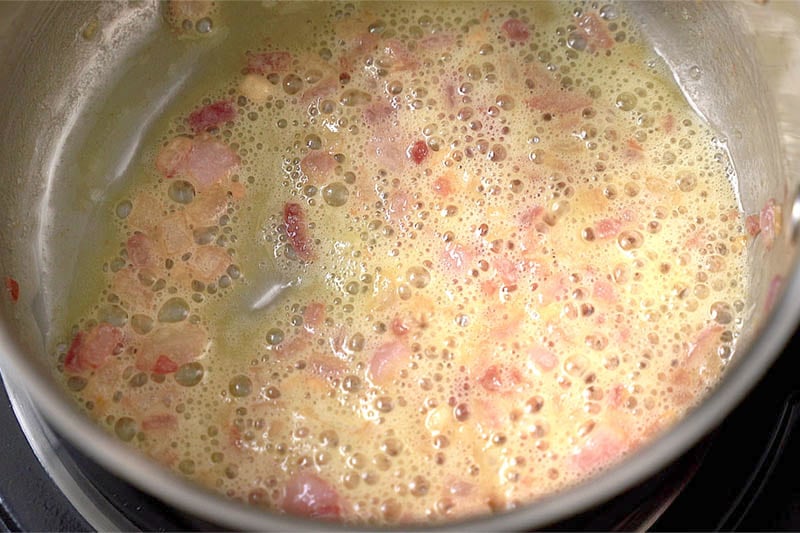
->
0;1;798;530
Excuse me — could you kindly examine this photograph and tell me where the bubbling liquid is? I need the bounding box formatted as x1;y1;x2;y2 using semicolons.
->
56;1;749;524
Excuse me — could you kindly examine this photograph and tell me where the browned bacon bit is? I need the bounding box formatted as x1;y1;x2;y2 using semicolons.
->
284;202;314;261
745;214;761;237
153;355;179;374
188;100;236;133
4;277;19;303
501;18;530;42
408;140;429;165
245;51;292;74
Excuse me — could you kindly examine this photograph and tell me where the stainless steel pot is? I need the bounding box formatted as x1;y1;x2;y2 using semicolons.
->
1;1;799;530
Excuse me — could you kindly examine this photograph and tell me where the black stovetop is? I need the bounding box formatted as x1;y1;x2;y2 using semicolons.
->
1;332;798;532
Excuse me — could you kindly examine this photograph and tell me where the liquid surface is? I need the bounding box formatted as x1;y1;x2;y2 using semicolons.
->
56;1;748;524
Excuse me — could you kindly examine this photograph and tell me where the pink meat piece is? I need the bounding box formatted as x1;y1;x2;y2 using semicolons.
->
501;18;530;42
64;323;124;374
282;471;342;520
187;246;231;282
369;341;410;385
592;280;616;303
528;346;558;373
571;424;630;472
527;91;592;114
303;302;326;334
187;100;236;133
127;232;160;269
136;323;209;372
155;137;193;179
183;137;240;191
594;218;622;239
245;51;292;74
300;151;337;184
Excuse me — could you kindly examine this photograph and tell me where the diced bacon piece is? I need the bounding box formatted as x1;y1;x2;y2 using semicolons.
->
493;255;518;286
111;268;154;311
571;424;630;472
389;314;411;337
576;13;614;51
477;364;522;393
5;277;19;303
303;302;326;334
624;138;644;161
136;323;209;372
501;18;530;42
746;214;761;237
592;280;616;303
183;138;240;191
156;137;193;179
687;324;723;363
187;246;231;282
419;33;454;50
527;91;592;115
141;413;179;432
606;384;627;409
184;184;231;226
64;323;124;374
126;232;159;269
433;176;453;197
152;355;179;375
282;471;342;520
187;100;236;133
363;102;395;125
245;51;292;74
662;114;675;134
442;242;472;272
284;202;314;262
369;136;408;173
126;192;163;234
155;214;193;256
408;140;429;165
380;39;418;71
387;191;409;222
528;346;558;373
759;199;781;250
307;355;348;381
369;341;410;385
300;151;337;184
520;205;545;228
594;218;621;239
302;76;339;103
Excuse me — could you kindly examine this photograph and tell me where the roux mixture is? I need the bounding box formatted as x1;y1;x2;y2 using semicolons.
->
57;1;750;524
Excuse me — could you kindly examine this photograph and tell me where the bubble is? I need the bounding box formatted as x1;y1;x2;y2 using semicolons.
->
195;17;212;33
688;65;702;80
305;134;322;150
158;297;190;323
347;333;365;352
599;4;618;19
319;429;339;447
175;362;204;387
406;266;430;288
179;459;196;475
168;180;196;204
282;74;303;95
567;32;587;51
409;475;430;497
375;396;394;413
116;200;133;219
710;301;733;325
339;89;372;106
676;170;697;192
114;417;137;442
229;375;253;397
342;375;362;392
266;328;284;345
97;304;128;327
131;314;154;335
454;403;470;421
322;182;349;206
67;376;87;392
615;92;638;111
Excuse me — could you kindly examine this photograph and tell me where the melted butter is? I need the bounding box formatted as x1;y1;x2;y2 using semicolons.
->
57;1;748;524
